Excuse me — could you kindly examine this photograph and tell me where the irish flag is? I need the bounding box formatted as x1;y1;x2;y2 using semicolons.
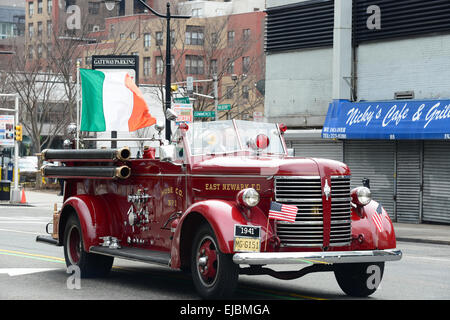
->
80;69;156;132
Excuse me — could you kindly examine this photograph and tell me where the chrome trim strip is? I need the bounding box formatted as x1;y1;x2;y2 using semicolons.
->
133;173;272;178
330;175;351;179
275;176;321;180
233;249;402;265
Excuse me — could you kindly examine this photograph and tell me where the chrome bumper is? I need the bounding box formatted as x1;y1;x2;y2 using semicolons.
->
233;249;402;265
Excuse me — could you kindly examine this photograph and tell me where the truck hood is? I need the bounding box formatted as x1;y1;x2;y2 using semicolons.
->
190;156;350;177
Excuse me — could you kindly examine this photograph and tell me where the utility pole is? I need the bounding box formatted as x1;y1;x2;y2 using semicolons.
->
213;74;218;121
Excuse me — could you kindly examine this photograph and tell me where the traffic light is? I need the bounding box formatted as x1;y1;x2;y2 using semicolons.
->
15;125;22;142
171;84;178;92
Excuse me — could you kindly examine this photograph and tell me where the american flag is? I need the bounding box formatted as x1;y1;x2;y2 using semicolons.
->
269;201;298;223
372;212;384;233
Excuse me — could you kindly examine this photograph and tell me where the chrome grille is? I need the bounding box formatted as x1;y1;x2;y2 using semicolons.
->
275;176;323;247
274;175;352;247
330;176;352;246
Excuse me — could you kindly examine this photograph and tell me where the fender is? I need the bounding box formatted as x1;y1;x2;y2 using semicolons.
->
59;195;121;251
170;199;273;269
350;200;397;250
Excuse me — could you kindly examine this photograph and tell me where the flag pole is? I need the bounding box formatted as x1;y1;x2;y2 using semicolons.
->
76;60;81;149
264;216;270;252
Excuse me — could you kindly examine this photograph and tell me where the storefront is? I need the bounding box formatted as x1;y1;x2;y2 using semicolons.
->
319;99;450;224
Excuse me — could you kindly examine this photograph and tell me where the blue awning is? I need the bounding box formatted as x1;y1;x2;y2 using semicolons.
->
322;99;450;140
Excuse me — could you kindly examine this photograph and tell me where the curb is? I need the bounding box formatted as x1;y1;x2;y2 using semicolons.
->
0;202;34;207
396;237;450;246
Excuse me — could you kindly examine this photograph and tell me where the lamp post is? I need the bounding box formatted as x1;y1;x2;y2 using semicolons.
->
104;0;190;140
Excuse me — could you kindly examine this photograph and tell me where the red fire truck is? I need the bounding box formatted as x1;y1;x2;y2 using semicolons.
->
36;119;402;299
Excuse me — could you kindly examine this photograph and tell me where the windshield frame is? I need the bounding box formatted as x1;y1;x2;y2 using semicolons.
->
183;119;287;158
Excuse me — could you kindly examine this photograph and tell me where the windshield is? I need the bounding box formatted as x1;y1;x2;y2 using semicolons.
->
185;120;285;156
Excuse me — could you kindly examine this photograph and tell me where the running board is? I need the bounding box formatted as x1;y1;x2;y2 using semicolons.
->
36;235;60;246
89;246;171;267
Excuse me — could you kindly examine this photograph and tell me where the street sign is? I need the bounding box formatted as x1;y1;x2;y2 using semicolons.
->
194;111;216;118
173;97;190;104
187;76;194;93
217;104;231;111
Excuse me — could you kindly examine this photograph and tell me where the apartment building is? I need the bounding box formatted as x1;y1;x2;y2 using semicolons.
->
79;3;266;120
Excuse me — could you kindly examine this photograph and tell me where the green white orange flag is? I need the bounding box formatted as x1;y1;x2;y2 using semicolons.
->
80;69;156;132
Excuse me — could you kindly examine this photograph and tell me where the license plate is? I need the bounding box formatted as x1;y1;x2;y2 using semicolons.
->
234;225;261;253
234;237;261;253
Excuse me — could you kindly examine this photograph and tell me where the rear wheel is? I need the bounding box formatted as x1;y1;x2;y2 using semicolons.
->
191;224;239;299
63;214;113;278
334;262;385;297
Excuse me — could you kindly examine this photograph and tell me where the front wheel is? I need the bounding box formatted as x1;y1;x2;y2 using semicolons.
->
334;262;385;297
63;214;114;278
191;224;239;299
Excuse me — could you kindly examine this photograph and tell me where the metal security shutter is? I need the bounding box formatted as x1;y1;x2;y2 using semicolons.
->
422;141;450;224
354;0;450;45
344;141;395;218
289;140;343;162
396;141;422;223
265;0;334;53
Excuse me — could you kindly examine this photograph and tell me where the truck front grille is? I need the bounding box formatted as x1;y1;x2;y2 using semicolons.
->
274;176;352;247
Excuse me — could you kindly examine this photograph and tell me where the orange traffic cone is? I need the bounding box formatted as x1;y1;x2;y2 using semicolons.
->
20;189;27;204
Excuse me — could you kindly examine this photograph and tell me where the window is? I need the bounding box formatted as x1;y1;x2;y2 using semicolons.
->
227;30;235;46
211;32;219;46
47;0;53;14
192;8;202;17
143;57;151;76
47;43;52;57
28;23;34;38
38;0;43;14
47;21;52;37
242;85;249;99
88;2;100;15
226;86;234;99
130;32;136;40
156;31;163;45
29;2;34;17
242;56;250;74
144;33;151;47
185;55;204;75
210;59;217;75
185;26;204;45
37;44;43;58
119;33;124;39
37;22;43;36
226;59;234;74
156;56;163;75
243;28;251;40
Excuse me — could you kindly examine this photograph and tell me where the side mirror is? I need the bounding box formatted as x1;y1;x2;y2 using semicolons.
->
160;145;177;162
166;108;178;121
287;148;295;157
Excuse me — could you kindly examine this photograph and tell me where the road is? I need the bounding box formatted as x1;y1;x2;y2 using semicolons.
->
0;205;449;301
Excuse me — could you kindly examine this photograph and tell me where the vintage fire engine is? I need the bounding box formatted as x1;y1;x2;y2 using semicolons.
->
36;118;402;299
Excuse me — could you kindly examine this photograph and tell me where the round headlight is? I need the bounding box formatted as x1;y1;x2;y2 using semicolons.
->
356;187;372;206
237;188;260;208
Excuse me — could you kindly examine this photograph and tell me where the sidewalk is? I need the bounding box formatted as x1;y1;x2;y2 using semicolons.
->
1;189;449;246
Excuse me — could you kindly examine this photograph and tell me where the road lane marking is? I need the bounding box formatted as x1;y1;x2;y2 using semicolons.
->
0;268;59;276
0;249;328;300
404;254;450;264
0;249;65;264
0;228;41;235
